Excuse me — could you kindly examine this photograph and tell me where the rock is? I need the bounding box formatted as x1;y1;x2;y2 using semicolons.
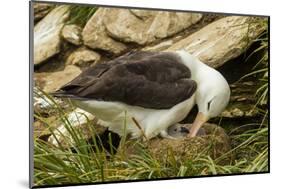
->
34;116;58;139
220;81;260;119
222;108;244;117
66;47;101;67
34;87;59;116
33;87;71;118
103;9;202;45
120;123;232;163
167;16;267;68
34;65;81;93
33;3;54;22
143;40;174;51
82;8;202;54
34;87;54;110
61;24;82;45
82;8;127;55
47;108;107;148
34;5;70;65
142;15;223;52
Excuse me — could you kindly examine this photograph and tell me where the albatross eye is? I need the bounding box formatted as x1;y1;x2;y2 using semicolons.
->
207;100;212;110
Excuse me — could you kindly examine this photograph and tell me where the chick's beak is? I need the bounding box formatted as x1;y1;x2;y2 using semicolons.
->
188;112;208;137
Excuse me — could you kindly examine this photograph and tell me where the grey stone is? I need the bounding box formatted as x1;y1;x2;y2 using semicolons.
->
34;5;70;65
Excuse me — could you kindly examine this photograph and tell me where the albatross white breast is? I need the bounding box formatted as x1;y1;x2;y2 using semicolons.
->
52;50;230;139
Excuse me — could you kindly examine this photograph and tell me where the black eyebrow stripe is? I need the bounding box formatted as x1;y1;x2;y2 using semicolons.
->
207;96;217;110
207;101;211;110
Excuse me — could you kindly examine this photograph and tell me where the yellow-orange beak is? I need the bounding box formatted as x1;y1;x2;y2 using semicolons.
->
188;112;208;137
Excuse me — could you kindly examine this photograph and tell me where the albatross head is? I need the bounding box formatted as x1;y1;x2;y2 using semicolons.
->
189;65;231;137
189;78;230;137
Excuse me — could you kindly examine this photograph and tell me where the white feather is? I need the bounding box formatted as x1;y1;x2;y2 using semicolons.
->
72;93;195;139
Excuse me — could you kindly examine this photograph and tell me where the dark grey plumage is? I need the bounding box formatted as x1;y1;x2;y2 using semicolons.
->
53;51;197;109
167;124;206;138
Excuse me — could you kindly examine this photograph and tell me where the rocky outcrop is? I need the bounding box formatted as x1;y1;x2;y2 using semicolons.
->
34;5;70;65
61;24;82;46
33;3;54;22
66;47;101;67
167;16;266;68
82;8;202;54
103;9;202;45
34;65;81;93
82;8;127;55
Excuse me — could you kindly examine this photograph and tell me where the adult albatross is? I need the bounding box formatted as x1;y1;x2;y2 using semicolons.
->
52;50;230;139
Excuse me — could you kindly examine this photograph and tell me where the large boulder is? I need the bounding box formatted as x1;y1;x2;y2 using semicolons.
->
167;16;267;68
34;5;70;65
82;8;202;54
142;15;222;52
82;8;127;55
103;9;202;45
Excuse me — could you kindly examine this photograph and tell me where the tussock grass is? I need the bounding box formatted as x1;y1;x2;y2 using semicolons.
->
67;5;97;27
242;18;268;106
33;91;268;186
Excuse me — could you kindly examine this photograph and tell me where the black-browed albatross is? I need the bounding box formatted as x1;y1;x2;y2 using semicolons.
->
52;50;230;139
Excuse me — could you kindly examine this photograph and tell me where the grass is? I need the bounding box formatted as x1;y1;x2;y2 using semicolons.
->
67;5;97;27
34;127;268;186
33;87;268;187
241;18;268;106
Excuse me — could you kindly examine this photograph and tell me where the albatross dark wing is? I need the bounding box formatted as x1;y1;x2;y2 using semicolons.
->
53;51;197;109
